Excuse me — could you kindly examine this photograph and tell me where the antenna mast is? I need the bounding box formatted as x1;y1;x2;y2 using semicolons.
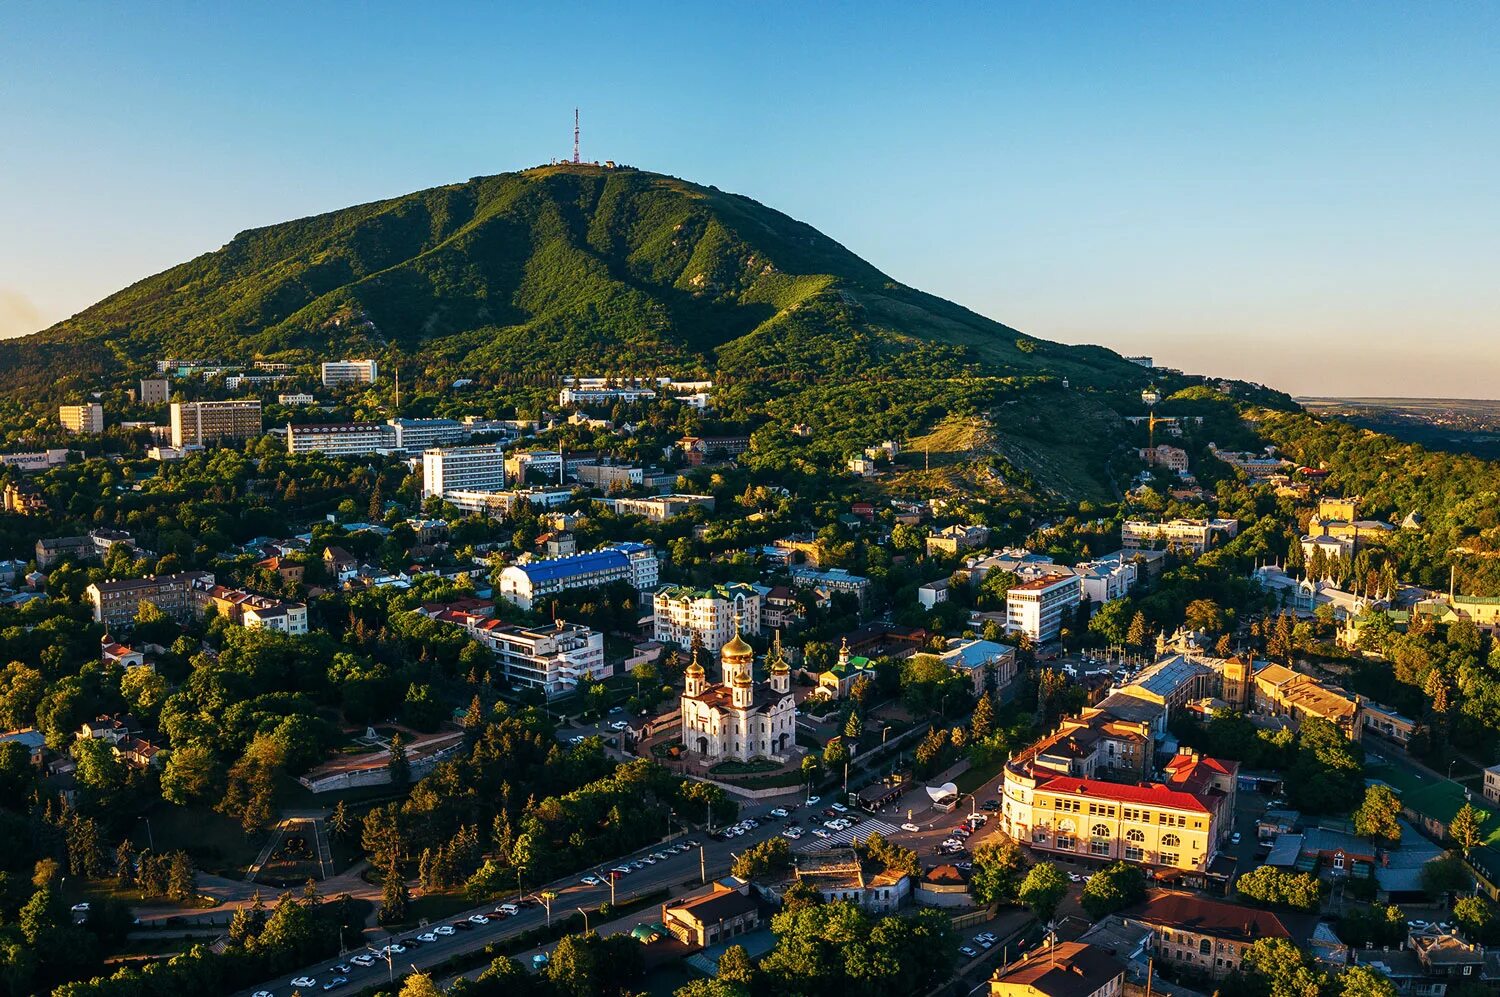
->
573;108;580;164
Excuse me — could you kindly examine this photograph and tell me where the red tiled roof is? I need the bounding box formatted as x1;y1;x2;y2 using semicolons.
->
1036;775;1211;813
1129;890;1289;942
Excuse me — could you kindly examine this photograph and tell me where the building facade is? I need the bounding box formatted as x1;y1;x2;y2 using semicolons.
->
497;543;658;611
1122;518;1239;555
59;403;104;434
320;359;378;385
470;619;606;698
1006;574;1083;642
170;400;262;448
681;622;798;763
653;582;763;652
85;571;214;629
191;580;308;634
422;444;507;499
388;418;467;451
285;422;396;456
138;378;172;405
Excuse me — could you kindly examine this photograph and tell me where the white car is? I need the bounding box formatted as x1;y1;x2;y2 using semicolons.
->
70;902;91;915
351;955;375;966
1231;832;1242;845
610;721;629;731
811;828;830;838
468;914;490;925
806;795;821;806
569;735;585;745
418;932;437;943
901;822;921;832
824;820;843;830
581;874;600;886
831;802;848;813
770;807;789;818
783;827;803;839
292;978;317;989
254;992;274;997
499;903;519;916
434;925;456;936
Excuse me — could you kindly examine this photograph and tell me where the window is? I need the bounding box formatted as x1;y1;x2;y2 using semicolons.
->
1161;852;1179;866
1334;854;1345;871
1200;940;1212;955
1092;823;1111;839
1057;834;1076;850
1162;833;1180;847
1126;829;1146;843
1091;839;1111;855
1125;845;1144;861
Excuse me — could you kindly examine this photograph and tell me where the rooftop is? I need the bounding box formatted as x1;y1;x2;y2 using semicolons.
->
1127;889;1290;943
990;942;1124;997
1036;775;1211;813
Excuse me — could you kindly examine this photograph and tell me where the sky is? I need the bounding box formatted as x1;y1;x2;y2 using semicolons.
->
2;2;1497;398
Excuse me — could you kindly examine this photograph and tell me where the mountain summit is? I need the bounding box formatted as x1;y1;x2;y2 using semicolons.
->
4;164;1140;394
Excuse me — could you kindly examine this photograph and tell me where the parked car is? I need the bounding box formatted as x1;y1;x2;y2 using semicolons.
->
499;903;520;916
958;946;978;959
811;828;830;838
901;822;921;832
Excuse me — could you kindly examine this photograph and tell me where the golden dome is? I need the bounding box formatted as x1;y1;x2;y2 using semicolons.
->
720;610;754;666
685;657;705;677
732;665;753;685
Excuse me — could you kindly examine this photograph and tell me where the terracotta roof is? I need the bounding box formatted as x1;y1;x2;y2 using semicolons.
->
1036;775;1211;813
991;942;1123;997
1128;889;1290;942
667;887;757;924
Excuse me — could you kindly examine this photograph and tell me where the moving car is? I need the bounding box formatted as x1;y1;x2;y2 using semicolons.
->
468;914;490;925
958;946;977;958
581;875;601;886
770;807;789;818
434;925;456;936
417;932;438;943
499;903;520;916
831;802;848;813
806;796;821;806
323;979;348;992
901;822;921;832
351;954;375;966
291;978;317;989
1231;832;1242;844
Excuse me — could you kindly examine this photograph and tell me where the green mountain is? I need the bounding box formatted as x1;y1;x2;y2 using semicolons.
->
1;164;1143;395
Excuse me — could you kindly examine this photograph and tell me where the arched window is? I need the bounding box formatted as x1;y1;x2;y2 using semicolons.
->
1092;824;1110;838
1057;819;1076;834
1126;828;1146;843
1162;833;1181;847
1200;939;1212;955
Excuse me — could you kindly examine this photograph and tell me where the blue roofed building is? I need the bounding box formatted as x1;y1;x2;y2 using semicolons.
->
497;542;658;611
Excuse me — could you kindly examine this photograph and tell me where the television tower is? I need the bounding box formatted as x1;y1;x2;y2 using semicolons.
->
572;108;580;164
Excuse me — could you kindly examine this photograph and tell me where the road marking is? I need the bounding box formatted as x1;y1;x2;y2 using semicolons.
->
795;819;901;852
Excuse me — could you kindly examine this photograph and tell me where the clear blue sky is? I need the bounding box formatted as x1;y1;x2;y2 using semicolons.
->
3;2;1497;397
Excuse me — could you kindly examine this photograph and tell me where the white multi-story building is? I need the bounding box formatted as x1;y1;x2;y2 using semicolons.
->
321;359;378;386
470;619;606;699
422;444;506;500
1006;574;1083;642
285;422;396;456
445;487;572;516
558;385;658;406
278;393;316;405
389;418;467;452
59;403;104;434
1072;554;1140;606
497;542;658;611
653;582;762;652
1122;519;1239;555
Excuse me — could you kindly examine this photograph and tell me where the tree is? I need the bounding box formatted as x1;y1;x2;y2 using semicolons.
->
823;737;848;772
1184;599;1226;635
717;944;755;986
379;858;409;924
399;973;443;997
1241;937;1329;997
1451;803;1487;857
971;693;996;742
1340;964;1398;997
1454;896;1493;940
1126;611;1150;650
1236;866;1322;911
732;837;792;880
844;710;863;740
328;801;353;842
970;839;1026;905
167;851;196;903
1018;862;1068;922
801;754;820;791
388;732;411;788
1080;861;1146;919
1422;855;1471;898
1353;785;1403;846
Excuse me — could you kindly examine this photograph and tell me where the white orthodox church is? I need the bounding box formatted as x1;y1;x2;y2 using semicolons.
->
681;620;800;763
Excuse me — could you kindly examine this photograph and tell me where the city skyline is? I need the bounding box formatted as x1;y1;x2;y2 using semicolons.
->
3;2;1497;397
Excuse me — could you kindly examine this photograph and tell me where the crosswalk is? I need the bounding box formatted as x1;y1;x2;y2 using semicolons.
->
794;818;902;853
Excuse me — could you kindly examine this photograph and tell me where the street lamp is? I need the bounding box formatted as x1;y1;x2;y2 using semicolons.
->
577;907;591;934
539;890;556;927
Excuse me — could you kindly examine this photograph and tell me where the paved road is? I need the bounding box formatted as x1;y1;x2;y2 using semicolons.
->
231;770;1015;997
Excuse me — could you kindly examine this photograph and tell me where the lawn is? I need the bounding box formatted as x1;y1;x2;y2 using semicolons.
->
137;805;266;878
956;757;1006;795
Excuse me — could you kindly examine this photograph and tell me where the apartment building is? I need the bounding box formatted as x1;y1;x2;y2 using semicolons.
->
170;399;262;447
320;359;378;385
1006;574;1083;642
1249;663;1364;739
138;378;171;405
1122;518;1239;555
504;449;602;484
85;571;214;629
1072;554;1139;605
59;403;104;434
0;449;70;473
285;422;396;456
278;393;316;405
388;417;467;451
469;619;606;698
421;444;506;500
653;582;763;652
1138;445;1190;473
192;580;308;634
497;542;658;611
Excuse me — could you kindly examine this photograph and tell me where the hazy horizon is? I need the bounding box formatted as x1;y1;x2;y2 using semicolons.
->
4;2;1497;398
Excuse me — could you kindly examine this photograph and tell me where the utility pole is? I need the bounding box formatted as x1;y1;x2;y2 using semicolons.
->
573;108;581;164
578;906;590;934
699;844;706;884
